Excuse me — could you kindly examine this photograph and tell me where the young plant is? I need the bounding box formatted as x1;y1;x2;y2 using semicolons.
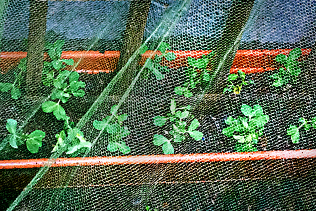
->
42;40;74;86
270;48;302;87
174;51;215;98
6;119;45;153
223;70;254;94
153;99;203;154
0;58;27;99
52;119;91;155
222;104;269;152
93;105;131;154
287;117;316;143
40;67;89;154
0;40;73;99
142;42;176;80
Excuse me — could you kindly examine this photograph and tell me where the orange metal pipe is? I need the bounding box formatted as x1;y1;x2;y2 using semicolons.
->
1;149;315;169
0;49;311;74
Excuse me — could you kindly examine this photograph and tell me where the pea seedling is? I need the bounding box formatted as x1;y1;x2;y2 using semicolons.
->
142;42;176;80
223;70;254;94
0;58;27;99
93;105;131;154
175;51;215;98
42;40;74;86
287;117;316;143
270;48;302;87
222;104;269;152
40;40;90;154
41;70;90;154
6;119;45;153
153;99;203;154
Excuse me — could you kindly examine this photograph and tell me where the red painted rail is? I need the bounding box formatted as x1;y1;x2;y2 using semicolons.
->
1;149;315;169
0;49;311;74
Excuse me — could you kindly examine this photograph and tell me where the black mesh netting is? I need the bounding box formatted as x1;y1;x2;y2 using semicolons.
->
0;0;315;210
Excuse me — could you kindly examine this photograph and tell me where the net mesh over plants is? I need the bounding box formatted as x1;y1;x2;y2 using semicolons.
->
0;0;316;210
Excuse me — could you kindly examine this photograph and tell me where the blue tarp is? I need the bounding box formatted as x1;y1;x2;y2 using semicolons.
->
1;0;315;50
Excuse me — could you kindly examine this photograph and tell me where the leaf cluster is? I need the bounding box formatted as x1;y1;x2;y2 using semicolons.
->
223;70;254;94
287;117;316;143
53;124;91;155
222;104;269;152
0;58;27;99
143;42;176;80
175;51;215;98
42;40;74;86
42;71;85;121
153;99;203;154
93;105;131;154
6;119;45;153
270;48;302;87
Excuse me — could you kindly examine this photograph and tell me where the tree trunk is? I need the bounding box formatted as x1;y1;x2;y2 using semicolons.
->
208;0;255;93
115;0;151;95
26;0;48;97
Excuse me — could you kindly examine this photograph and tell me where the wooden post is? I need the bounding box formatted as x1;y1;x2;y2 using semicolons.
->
115;0;151;94
0;0;9;50
208;0;255;93
26;0;48;96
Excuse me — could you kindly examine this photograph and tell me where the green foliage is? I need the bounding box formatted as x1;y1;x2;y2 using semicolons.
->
0;58;27;99
93;105;131;154
175;51;215;98
42;40;74;86
142;42;176;80
270;48;302;87
42;70;86;121
0;40;74;99
287;117;316;143
52;121;91;154
39;40;88;155
6;119;45;153
223;70;254;94
41;72;88;154
153;100;203;154
222;104;269;152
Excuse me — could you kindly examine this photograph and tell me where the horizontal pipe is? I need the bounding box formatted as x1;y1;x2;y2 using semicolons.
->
0;49;311;59
1;149;315;169
0;49;311;74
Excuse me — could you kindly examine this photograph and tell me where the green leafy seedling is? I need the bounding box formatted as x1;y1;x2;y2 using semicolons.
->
0;58;27;99
6;119;45;153
143;42;176;80
153;99;203;154
222;104;269;152
287;117;316;143
42;40;74;86
42;70;86;121
175;51;216;98
52;119;91;155
270;48;302;88
93;105;131;154
223;70;254;94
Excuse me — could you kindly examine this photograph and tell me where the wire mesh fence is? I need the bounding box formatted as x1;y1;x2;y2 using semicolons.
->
0;0;315;210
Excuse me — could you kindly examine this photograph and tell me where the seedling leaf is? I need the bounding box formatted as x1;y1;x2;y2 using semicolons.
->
288;48;301;60
241;104;253;117
26;130;45;153
153;116;167;127
162;141;174;154
189;130;203;141
153;134;168;146
165;52;176;61
188;119;200;131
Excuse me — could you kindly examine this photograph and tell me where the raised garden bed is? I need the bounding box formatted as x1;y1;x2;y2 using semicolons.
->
0;48;315;162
